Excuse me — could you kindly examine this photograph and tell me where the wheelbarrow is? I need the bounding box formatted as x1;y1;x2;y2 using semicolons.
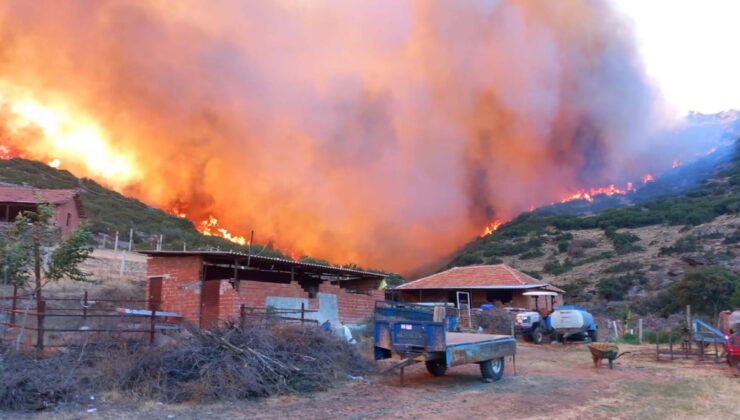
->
588;342;629;369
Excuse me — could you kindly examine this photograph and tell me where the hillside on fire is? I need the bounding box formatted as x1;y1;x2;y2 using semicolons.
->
446;133;740;318
0;157;290;257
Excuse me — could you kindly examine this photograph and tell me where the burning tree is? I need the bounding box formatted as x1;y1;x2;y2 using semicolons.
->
0;202;92;348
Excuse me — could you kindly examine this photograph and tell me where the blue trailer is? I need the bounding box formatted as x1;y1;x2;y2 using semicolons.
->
374;301;516;384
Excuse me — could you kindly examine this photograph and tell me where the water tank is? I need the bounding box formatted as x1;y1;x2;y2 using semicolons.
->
550;306;594;331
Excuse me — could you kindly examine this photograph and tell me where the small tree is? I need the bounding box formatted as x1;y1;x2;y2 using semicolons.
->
674;265;740;319
0;203;92;347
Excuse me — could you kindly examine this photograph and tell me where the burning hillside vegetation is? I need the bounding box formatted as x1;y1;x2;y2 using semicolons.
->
0;0;731;271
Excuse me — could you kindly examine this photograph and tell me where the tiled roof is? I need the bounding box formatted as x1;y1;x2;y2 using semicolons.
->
396;264;560;291
0;186;86;218
0;186;78;204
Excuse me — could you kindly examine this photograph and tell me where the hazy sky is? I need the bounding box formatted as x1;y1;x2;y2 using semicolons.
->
613;0;740;114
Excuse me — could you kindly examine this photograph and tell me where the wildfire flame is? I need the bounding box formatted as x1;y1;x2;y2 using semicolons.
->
0;90;137;187
560;183;635;204
642;173;655;183
480;220;503;237
199;215;248;246
672;159;682;169
0;145;16;160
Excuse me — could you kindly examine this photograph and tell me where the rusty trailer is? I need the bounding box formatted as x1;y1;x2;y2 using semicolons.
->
374;301;516;384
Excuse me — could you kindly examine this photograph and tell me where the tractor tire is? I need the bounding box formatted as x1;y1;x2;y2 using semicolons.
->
532;327;545;344
588;329;598;342
425;359;447;377
480;358;505;381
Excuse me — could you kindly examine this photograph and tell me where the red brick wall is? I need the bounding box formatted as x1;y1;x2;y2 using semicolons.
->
145;255;382;327
146;256;203;325
53;200;81;237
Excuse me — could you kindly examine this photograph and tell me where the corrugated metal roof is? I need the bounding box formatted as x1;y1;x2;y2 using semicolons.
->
139;250;385;279
396;264;562;292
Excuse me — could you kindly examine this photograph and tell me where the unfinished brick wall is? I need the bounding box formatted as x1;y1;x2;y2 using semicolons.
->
146;256;203;325
218;279;382;324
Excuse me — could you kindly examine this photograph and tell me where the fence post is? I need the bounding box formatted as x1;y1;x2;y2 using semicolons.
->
149;307;156;345
10;284;17;325
36;299;45;351
240;304;246;330
638;318;643;344
82;290;88;323
301;303;305;324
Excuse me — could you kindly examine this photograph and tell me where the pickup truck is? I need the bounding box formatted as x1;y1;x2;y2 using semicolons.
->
374;301;516;382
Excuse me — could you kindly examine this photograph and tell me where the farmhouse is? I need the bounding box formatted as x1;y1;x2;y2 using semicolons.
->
142;251;386;327
0;186;85;237
391;264;564;311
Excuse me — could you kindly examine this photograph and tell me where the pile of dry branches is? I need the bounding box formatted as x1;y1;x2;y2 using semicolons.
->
120;325;371;402
0;325;371;411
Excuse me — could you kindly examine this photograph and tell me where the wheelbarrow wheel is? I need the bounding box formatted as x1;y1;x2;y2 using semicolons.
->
480;357;505;381
425;359;447;377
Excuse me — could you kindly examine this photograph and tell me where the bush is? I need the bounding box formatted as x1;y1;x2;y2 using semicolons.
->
659;235;699;255
603;261;643;274
597;275;639;301
543;258;573;275
520;249;544;260
473;308;514;335
604;228;642;255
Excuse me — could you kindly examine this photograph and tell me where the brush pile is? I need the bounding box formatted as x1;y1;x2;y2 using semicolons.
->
120;325;371;402
0;324;371;411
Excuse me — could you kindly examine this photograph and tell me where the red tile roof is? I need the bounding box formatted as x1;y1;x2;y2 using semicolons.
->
0;186;85;217
0;186;78;204
396;264;562;292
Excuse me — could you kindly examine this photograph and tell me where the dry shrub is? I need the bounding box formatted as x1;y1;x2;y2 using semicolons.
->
473;308;514;335
0;325;371;411
120;325;371;402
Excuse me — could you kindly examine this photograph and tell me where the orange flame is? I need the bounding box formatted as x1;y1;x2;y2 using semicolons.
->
0;145;17;160
642;173;655;183
480;220;503;237
199;215;248;246
560;183;635;203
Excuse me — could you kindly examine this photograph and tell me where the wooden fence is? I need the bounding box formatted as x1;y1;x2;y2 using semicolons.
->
0;286;319;351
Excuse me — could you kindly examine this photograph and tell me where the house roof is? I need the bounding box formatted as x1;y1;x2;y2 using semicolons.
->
0;186;86;218
139;250;385;282
395;264;564;292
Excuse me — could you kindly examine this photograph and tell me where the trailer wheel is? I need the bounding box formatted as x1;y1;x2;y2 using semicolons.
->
532;327;545;344
480;358;505;381
425;359;447;377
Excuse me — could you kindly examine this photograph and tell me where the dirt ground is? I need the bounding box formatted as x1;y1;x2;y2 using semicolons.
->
10;341;738;420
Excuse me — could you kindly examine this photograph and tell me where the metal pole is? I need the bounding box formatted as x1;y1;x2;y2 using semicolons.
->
128;228;134;252
638;318;643;344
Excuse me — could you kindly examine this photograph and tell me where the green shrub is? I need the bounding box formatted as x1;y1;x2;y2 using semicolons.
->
603;261;643;274
659;235;698;255
520;249;544;260
543;258;573;275
604;228;642;254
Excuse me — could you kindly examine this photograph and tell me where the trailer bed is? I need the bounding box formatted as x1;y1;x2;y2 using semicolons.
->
446;332;509;345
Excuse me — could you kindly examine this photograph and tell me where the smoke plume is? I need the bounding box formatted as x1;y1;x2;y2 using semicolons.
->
0;0;679;272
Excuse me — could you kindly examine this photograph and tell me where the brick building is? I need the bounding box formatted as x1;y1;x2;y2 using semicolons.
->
0;186;85;237
142;251;386;327
391;264;564;311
